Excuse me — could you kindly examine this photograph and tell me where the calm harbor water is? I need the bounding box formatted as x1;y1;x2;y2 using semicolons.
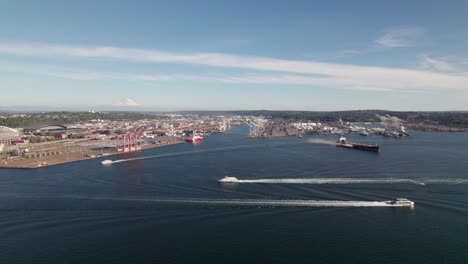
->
0;125;467;264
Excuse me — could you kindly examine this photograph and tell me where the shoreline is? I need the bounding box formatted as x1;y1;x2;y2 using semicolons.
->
0;138;185;169
405;123;468;132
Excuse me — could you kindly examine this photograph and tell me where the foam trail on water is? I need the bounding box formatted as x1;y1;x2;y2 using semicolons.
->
423;178;468;184
233;178;426;185
111;142;301;164
112;150;198;163
306;138;336;145
167;199;394;207
112;146;251;163
228;178;468;185
0;194;398;207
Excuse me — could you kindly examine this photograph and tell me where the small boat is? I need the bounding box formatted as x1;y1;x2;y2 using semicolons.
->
101;160;113;165
385;198;415;207
218;176;239;183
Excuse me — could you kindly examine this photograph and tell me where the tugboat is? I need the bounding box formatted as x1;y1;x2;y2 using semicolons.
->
336;136;380;152
218;176;239;183
385;198;415;207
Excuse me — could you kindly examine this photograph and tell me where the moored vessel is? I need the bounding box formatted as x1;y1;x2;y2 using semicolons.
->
186;135;204;143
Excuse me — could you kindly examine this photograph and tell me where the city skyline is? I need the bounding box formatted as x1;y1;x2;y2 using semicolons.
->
1;0;468;111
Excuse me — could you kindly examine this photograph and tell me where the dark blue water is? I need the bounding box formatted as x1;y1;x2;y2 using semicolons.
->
1;125;467;264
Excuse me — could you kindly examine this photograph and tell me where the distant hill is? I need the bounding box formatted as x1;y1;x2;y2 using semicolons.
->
175;110;468;128
1;110;468;129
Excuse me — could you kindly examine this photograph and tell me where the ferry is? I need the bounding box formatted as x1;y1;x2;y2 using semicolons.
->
101;160;113;165
218;176;239;183
186;135;204;143
385;198;415;207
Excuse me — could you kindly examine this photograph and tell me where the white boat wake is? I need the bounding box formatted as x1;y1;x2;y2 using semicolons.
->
111;150;197;163
111;143;297;164
306;138;337;145
0;194;414;208
158;199;397;207
420;178;468;184
224;178;468;185
233;178;424;185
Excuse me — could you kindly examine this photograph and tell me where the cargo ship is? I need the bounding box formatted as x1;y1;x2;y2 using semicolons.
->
336;136;380;152
186;135;204;143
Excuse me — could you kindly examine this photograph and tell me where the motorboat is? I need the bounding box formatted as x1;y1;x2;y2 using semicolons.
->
385;198;415;206
218;176;239;183
101;160;113;165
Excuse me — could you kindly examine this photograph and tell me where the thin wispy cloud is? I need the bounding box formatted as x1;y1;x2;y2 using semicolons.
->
340;49;365;56
329;49;371;59
1;42;468;92
45;72;113;80
419;55;455;72
0;61;114;80
217;37;253;47
336;27;424;58
375;27;424;47
342;87;393;92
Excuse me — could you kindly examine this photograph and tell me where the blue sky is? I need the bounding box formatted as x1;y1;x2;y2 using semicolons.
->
1;0;468;110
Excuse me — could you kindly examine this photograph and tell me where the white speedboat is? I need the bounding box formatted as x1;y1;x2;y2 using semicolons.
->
101;160;113;165
218;176;239;183
385;198;415;206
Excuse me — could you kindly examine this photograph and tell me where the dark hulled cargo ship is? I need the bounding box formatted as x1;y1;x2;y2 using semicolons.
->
336;136;380;152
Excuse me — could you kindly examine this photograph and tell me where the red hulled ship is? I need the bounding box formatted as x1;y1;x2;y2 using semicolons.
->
336;136;380;152
186;135;204;143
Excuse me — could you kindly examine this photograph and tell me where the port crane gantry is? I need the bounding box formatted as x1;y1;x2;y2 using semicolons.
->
116;126;146;152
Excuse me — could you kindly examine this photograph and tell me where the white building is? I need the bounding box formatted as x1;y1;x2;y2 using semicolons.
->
0;126;20;145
